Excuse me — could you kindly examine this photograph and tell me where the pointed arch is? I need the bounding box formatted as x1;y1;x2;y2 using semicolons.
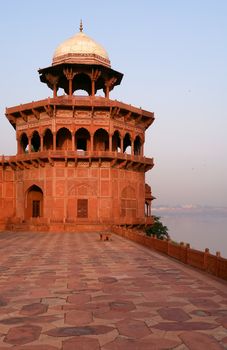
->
43;128;53;151
31;130;41;152
94;128;109;151
73;73;92;95
56;127;72;150
25;185;43;219
75;128;91;152
123;132;132;154
20;132;29;153
134;135;142;155
112;130;121;152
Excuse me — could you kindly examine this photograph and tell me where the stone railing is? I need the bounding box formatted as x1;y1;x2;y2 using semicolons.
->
112;226;227;281
0;151;153;165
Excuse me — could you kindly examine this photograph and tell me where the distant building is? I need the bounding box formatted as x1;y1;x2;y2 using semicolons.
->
0;24;154;232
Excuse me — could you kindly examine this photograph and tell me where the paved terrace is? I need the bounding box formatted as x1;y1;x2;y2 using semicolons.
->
0;232;227;350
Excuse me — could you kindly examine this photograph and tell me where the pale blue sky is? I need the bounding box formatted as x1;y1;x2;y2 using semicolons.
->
0;0;226;207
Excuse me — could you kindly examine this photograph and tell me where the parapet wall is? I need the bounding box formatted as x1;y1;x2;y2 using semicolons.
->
112;226;227;281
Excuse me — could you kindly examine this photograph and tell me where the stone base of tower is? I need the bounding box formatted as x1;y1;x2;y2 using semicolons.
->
2;216;152;233
3;221;110;233
2;220;152;233
0;160;153;233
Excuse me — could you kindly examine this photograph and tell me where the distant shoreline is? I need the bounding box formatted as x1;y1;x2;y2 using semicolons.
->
152;205;227;218
157;212;227;258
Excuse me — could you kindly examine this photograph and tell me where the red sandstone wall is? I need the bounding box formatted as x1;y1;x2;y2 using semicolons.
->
11;162;145;225
0;167;16;227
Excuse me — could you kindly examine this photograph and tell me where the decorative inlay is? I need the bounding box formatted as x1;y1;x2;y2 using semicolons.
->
101;162;110;167
75;119;91;125
75;111;91;118
56;119;72;124
78;162;89;168
94;120;109;125
94;111;109;117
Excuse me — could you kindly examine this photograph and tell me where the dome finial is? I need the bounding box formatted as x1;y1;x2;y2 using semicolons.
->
79;19;83;32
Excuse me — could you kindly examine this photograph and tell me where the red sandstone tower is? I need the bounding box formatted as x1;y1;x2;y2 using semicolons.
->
0;24;154;232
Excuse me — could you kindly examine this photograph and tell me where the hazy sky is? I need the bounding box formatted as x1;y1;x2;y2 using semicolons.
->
0;0;226;207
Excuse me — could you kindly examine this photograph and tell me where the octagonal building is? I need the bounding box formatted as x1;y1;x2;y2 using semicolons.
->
0;25;154;232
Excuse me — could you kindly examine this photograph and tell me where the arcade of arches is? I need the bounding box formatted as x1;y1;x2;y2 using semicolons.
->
18;128;143;156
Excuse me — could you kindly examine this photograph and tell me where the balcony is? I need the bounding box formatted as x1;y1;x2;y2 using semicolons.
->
0;150;154;171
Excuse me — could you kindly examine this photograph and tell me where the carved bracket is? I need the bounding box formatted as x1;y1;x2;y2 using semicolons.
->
111;107;121;119
105;77;117;90
91;69;101;81
44;105;53;117
63;68;76;80
19;110;28;122
45;73;59;88
32;108;40;120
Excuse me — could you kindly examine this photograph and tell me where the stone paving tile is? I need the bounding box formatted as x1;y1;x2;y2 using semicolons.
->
116;318;151;339
64;309;93;325
67;294;91;304
179;331;225;349
102;335;181;350
62;336;100;350
0;232;227;349
4;324;42;345
157;307;191;322
20;302;48;316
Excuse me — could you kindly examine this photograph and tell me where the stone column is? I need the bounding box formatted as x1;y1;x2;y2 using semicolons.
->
17;137;21;154
105;85;110;99
104;77;117;99
131;138;134;155
40;134;44;152
28;137;32;153
141;142;144;156
120;137;124;153
90;133;94;152
91;69;101;97
109;134;112;152
53;133;56;151
63;68;76;96
91;79;95;97
72;133;75;151
53;83;58;98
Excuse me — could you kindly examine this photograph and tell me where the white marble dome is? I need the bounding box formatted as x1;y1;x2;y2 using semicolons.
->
52;26;111;67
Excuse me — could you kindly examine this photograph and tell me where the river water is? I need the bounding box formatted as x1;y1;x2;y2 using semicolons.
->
159;214;227;259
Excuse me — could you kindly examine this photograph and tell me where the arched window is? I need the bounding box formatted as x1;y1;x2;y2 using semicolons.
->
134;135;142;155
73;73;91;95
31;131;41;152
112;130;121;152
20;133;29;153
94;128;109;151
75;128;90;152
123;133;131;154
56;127;72;150
43;128;53;151
25;185;43;219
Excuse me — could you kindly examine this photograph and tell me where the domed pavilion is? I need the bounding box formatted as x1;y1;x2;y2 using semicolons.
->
0;23;155;232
